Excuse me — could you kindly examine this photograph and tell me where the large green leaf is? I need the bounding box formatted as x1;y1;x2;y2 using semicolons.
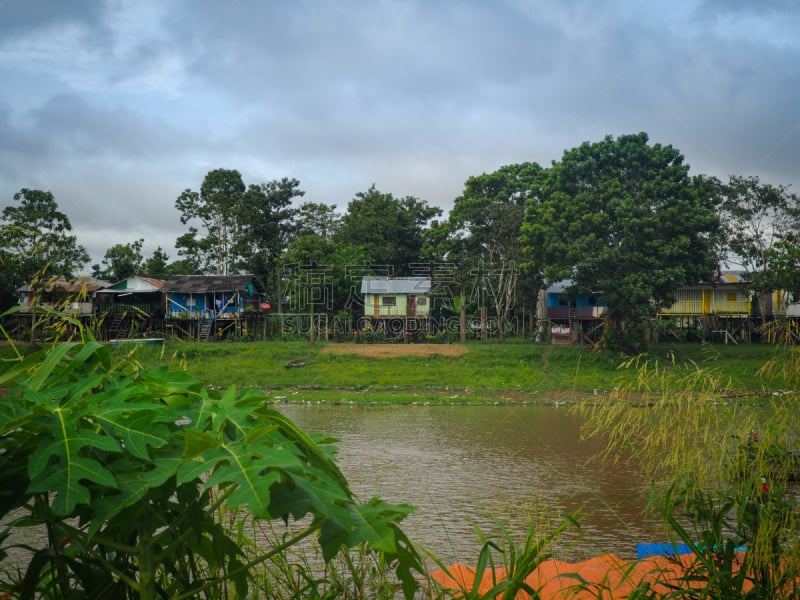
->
347;496;415;553
27;407;121;515
92;400;172;460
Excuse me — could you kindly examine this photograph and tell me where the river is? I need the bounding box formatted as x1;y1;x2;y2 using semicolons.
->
277;404;666;565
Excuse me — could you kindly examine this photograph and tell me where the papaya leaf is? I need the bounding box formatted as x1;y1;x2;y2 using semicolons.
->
28;456;116;515
254;406;351;492
92;403;171;460
27;408;121;515
347;496;416;554
137;366;207;407
87;455;184;537
184;436;308;518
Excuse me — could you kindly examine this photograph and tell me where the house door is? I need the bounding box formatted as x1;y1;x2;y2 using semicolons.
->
407;295;416;317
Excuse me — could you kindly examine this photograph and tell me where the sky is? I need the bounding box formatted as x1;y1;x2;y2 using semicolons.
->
1;0;799;270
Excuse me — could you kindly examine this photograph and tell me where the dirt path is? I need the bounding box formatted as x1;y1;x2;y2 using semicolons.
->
320;343;469;357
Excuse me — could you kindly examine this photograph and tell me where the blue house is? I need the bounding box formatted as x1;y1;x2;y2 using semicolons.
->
162;275;257;340
537;281;607;344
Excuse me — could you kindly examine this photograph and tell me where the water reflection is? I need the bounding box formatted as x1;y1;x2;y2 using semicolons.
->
277;404;666;563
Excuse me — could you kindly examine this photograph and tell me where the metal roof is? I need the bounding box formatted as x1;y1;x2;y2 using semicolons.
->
162;274;255;294
360;276;431;295
96;276;166;293
16;276;111;294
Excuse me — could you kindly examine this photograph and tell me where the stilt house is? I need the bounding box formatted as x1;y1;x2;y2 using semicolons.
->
360;276;431;336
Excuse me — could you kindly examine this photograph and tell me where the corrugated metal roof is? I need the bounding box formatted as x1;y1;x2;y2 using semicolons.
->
97;276;166;293
17;276;111;294
162;274;255;293
360;276;431;295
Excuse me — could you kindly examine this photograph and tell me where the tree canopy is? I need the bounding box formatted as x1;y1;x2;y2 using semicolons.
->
448;163;546;339
0;189;89;305
175;169;247;275
335;185;441;274
522;133;720;342
6;136;798;340
718;175;800;312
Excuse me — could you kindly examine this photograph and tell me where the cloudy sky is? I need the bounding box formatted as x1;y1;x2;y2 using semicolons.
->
1;0;798;269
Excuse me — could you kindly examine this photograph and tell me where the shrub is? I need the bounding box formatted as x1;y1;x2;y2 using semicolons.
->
0;309;423;599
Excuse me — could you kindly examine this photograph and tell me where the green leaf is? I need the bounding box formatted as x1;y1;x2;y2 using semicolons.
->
347;496;415;554
27;408;121;515
92;402;171;460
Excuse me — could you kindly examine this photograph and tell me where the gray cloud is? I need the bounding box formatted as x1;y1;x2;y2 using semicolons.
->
1;0;798;267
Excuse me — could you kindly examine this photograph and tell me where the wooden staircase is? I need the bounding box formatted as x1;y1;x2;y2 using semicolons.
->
198;316;214;341
108;312;126;339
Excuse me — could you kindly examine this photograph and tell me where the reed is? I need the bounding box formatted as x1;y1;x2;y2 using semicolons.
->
574;343;800;598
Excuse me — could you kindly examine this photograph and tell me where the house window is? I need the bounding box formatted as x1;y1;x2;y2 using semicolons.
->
588;295;597;306
417;297;427;306
382;296;396;306
727;292;737;302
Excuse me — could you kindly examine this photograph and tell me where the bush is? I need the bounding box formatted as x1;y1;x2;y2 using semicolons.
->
0;310;423;599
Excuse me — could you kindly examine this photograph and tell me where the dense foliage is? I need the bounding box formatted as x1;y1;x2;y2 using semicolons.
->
0;189;90;307
522;133;721;348
0;320;422;598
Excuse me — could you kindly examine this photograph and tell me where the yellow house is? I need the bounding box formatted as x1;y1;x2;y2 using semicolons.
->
657;273;752;342
657;273;751;317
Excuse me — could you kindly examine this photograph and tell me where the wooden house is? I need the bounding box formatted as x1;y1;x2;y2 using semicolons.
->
162;275;257;340
360;276;431;336
536;281;606;344
95;276;165;340
656;272;752;342
17;276;110;317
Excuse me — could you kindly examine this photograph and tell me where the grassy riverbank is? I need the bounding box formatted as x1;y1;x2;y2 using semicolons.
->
126;339;792;404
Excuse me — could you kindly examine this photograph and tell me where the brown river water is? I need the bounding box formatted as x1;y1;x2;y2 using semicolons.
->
277;404;667;564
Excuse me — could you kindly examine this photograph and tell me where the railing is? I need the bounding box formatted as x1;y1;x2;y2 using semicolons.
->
658;300;750;316
658;300;703;315
710;300;751;315
17;302;94;316
547;306;606;319
103;302;155;314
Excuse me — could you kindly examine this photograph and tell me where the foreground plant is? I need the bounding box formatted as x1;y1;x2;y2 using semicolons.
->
577;347;800;598
0;311;422;599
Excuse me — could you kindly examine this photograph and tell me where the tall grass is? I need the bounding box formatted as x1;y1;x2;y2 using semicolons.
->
574;342;800;597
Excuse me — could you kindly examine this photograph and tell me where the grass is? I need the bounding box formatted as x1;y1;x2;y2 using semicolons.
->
114;339;794;405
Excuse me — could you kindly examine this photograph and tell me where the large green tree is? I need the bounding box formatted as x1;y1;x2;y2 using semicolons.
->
718;175;800;320
335;185;441;274
0;188;89;307
175;170;301;300
293;201;341;240
449;163;545;340
142;246;172;279
234;178;302;293
281;203;367;331
175;169;247;275
522;133;720;347
92;239;145;281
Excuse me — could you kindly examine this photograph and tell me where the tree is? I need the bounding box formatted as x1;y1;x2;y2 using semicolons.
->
176;170;302;302
175;169;246;274
0;188;89;307
293;201;341;240
522;133;720;349
142;246;171;279
719;175;800;321
92;239;145;281
335;185;441;274
234;178;302;296
450;163;545;340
